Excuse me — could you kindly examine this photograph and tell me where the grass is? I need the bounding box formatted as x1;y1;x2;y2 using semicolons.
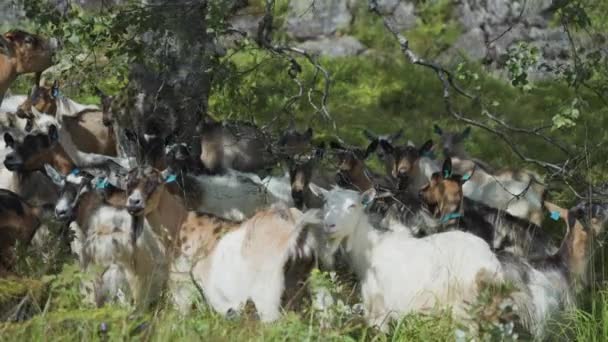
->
4;1;608;340
1;235;606;342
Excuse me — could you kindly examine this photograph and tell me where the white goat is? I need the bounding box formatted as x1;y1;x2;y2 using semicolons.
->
309;184;504;331
452;157;546;225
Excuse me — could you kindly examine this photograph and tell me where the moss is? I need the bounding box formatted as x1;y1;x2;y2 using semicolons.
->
0;278;46;306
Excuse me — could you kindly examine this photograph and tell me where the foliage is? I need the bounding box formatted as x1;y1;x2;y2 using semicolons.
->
2;0;608;340
505;42;540;91
459;278;523;341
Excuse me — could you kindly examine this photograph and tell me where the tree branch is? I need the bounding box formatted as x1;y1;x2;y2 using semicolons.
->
254;0;336;130
368;0;580;176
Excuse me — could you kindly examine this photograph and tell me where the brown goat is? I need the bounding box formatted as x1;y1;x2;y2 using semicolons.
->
330;140;390;192
0;30;57;103
377;139;437;193
287;146;334;210
0;189;53;276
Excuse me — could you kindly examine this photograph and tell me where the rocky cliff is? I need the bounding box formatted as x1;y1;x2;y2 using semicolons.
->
229;0;577;79
2;0;582;79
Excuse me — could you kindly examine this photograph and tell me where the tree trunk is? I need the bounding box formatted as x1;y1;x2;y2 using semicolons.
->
114;0;219;162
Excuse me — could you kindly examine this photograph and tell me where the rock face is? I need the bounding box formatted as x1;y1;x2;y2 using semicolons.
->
286;0;353;40
284;0;367;57
297;36;365;57
450;0;571;78
4;0;582;80
0;2;23;25
391;2;418;30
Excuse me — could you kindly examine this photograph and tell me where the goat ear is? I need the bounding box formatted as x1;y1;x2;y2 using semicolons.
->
364;139;379;158
362;129;377;141
124;128;138;142
4;132;15;148
329;141;345;151
48;124;59;142
51;80;60;98
379;139;394;154
419;139;434;155
566;210;578;230
460;127;471;140
389;129;403;142
25;118;33;132
164;130;179;146
429;172;442;184
433;124;443;136
309;183;328;199
313;142;326;159
442;158;452;179
0;36;9;54
44;163;65;187
304;127;313;139
360;188;377;206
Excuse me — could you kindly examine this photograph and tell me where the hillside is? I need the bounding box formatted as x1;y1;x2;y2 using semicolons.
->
1;0;608;340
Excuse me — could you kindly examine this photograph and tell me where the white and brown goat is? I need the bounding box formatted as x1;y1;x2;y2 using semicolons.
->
499;201;608;338
124;166;320;320
46;165;168;308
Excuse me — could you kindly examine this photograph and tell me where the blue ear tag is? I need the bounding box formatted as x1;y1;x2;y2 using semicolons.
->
96;177;109;189
443;170;451;179
164;174;177;183
462;173;471;181
441;212;463;223
70;168;80;176
52;89;60;98
550;211;561;221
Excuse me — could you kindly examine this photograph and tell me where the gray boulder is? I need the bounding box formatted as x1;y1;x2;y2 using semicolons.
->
391;2;418;30
297;36;366;57
286;0;353;40
375;0;400;15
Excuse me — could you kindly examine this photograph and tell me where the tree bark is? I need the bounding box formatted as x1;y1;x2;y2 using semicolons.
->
114;0;218;161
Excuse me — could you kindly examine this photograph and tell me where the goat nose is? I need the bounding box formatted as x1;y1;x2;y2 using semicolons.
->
128;198;142;207
55;208;68;219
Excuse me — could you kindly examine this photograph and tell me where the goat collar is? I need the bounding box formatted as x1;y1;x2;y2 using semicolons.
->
421;150;435;159
440;212;463;223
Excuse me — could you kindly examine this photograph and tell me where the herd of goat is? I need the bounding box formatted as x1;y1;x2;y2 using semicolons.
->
1;29;608;338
